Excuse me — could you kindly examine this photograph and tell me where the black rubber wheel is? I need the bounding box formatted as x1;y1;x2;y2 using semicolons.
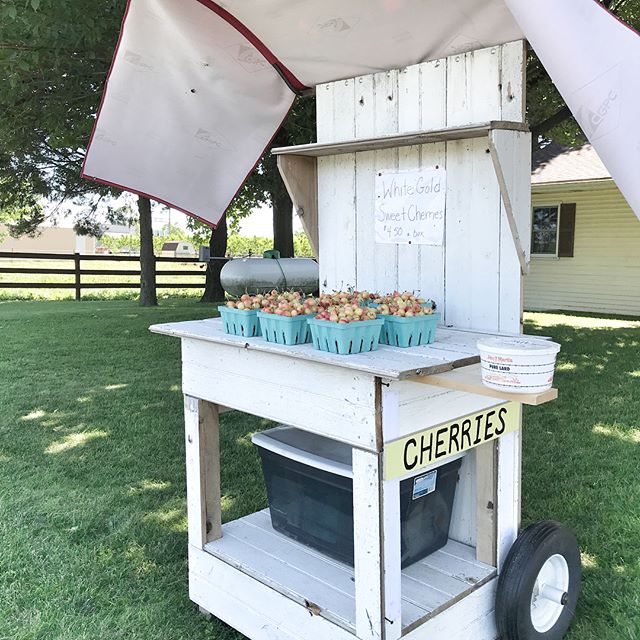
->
496;521;581;640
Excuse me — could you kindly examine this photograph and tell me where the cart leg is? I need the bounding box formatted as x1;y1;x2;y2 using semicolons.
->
475;441;498;566
496;404;523;570
352;449;402;640
184;395;222;549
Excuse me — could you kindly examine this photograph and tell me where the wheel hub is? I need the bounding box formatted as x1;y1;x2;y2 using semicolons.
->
530;554;570;632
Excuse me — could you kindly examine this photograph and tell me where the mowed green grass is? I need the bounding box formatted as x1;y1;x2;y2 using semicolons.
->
0;300;638;639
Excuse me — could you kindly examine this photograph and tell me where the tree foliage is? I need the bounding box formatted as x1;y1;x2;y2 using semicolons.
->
0;0;126;230
1;0;638;240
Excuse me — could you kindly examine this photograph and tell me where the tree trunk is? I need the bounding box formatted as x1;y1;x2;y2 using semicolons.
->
201;214;228;303
138;195;157;307
272;188;294;258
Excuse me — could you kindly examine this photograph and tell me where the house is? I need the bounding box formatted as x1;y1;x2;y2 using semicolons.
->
524;142;640;316
0;225;96;254
160;241;196;258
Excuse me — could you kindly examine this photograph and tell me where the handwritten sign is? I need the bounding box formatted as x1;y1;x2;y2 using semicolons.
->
375;168;446;245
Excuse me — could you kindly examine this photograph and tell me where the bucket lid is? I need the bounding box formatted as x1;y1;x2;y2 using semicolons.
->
477;336;561;356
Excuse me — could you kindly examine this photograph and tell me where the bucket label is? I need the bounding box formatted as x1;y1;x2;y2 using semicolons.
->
412;470;437;499
384;402;521;481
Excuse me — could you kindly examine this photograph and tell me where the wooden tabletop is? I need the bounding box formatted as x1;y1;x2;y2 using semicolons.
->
148;318;510;380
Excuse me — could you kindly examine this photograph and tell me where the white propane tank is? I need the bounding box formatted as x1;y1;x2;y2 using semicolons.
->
220;257;319;296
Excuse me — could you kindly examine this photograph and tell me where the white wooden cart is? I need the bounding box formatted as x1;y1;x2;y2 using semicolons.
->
151;40;577;640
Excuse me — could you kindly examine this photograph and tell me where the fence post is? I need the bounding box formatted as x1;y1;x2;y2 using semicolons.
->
74;252;81;301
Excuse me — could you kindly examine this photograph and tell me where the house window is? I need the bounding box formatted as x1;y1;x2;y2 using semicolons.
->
531;205;560;256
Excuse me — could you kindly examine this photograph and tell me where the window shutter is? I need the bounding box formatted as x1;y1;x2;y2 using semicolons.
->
558;203;576;257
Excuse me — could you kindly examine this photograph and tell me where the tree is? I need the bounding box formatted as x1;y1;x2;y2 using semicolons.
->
527;0;640;149
0;0;160;305
226;98;316;259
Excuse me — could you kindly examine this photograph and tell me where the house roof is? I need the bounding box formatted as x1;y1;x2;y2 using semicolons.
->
532;142;612;185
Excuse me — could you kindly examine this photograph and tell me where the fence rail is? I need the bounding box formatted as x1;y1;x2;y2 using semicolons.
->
0;251;226;300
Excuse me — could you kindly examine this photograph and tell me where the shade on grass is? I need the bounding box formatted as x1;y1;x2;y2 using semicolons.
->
0;299;638;639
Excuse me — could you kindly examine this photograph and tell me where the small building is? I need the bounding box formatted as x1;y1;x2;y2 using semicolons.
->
0;225;96;254
524;143;640;317
160;240;196;258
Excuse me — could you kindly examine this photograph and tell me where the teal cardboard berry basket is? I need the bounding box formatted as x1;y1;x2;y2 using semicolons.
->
218;305;261;337
380;312;441;347
257;312;311;345
307;317;385;355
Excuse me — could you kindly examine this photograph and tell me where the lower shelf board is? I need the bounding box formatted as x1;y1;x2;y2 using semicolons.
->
203;509;496;634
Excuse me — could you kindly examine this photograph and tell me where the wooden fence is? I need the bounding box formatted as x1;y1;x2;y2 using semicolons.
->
0;251;227;300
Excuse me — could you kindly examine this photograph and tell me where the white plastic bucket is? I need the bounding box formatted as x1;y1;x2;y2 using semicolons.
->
477;337;561;393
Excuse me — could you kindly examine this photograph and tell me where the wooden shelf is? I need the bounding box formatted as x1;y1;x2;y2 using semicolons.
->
271;121;529;158
204;509;496;634
413;363;558;406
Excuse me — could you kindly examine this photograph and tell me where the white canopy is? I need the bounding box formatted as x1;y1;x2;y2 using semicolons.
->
82;0;640;226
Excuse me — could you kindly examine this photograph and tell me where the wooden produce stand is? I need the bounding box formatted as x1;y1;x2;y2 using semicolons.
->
152;41;575;640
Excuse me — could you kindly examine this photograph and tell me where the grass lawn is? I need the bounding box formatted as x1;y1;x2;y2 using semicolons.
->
0;299;638;639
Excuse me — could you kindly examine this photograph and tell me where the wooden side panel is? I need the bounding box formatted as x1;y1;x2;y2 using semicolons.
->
181;339;378;450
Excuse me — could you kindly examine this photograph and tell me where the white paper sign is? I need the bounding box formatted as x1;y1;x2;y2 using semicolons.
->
375;168;446;245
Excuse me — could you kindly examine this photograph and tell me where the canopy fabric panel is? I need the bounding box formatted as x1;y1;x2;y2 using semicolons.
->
83;0;640;227
81;0;295;224
505;0;640;222
219;0;523;87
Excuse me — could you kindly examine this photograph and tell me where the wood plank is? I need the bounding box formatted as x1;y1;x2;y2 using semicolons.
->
231;510;429;629
180;337;378;450
403;579;498;640
201;510;495;636
183;396;221;548
207;527;356;629
396;63;422;293
496;425;523;570
277;155;319;257
151;318;496;381
271;121;528;158
488;129;529;274
352;448;386;640
189;545;354;640
475;441;497;565
500;41;527;122
371;70;400;294
199;400;221;542
414;363;558;406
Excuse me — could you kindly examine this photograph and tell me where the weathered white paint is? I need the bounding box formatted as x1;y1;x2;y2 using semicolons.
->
403;579;498;640
180;337;378;450
189;544;354;640
150;318;489;380
314;42;528;336
525;181;640;316
200;510;495;636
157;39;532;640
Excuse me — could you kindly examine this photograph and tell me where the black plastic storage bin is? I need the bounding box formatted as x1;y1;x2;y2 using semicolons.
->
252;426;463;568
